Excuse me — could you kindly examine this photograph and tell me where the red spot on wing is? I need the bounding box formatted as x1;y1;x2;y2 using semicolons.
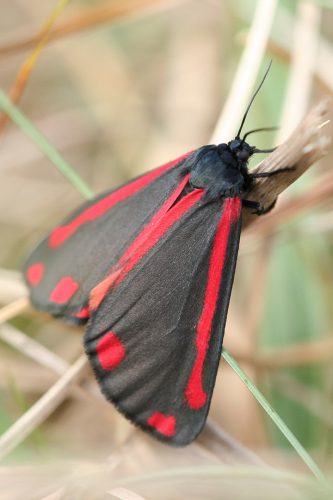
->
147;412;176;437
73;306;90;319
90;176;203;311
96;331;125;370
48;152;192;248
185;198;241;410
49;276;79;304
26;262;44;287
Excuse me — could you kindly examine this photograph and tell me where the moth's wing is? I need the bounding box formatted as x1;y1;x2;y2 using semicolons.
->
23;152;192;323
85;192;241;445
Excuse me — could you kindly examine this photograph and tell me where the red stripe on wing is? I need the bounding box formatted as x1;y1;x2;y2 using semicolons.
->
185;197;241;410
90;178;203;311
48;152;192;248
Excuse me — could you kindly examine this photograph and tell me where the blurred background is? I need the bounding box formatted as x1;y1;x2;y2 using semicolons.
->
0;0;332;498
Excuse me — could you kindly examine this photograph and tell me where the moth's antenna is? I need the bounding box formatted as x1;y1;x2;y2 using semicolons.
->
252;147;276;153
236;60;272;139
242;126;278;142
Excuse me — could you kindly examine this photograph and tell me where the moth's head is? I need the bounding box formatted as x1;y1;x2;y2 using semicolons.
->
227;138;254;162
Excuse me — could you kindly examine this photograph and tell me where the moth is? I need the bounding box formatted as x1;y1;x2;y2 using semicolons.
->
24;65;289;445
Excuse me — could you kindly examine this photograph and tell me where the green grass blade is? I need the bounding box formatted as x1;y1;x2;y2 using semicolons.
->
222;349;326;482
0;89;94;200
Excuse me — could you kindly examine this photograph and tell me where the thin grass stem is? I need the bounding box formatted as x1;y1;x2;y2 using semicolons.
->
0;90;94;200
222;349;327;483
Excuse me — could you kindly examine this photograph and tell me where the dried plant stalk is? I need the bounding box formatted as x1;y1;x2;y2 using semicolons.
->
0;323;69;375
0;269;26;303
211;0;278;143
0;0;70;133
0;355;88;461
237;336;333;370
0;297;29;323
242;98;331;229
278;2;321;140
0;0;181;58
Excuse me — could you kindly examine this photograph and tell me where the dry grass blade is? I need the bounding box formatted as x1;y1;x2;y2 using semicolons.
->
0;355;88;461
210;0;278;143
40;488;66;500
0;323;69;375
242;98;331;229
0;0;70;133
108;487;147;500
232;336;333;369
243;167;333;239
240;31;333;95
0;297;30;324
0;0;183;58
260;336;333;369
0;321;102;404
278;2;321;140
202;420;266;465
270;3;333;95
0;269;27;304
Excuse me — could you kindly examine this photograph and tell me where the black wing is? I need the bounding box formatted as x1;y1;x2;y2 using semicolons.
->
23;152;192;323
85;191;241;445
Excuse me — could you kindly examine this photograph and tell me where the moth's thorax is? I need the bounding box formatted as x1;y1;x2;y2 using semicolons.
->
188;141;254;200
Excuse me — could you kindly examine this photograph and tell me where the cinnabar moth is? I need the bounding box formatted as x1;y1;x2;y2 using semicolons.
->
24;64;289;445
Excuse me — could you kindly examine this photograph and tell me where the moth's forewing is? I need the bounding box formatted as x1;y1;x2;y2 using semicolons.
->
85;196;241;445
23;152;191;322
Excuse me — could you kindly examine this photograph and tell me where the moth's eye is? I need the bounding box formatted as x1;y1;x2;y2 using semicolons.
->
237;150;250;161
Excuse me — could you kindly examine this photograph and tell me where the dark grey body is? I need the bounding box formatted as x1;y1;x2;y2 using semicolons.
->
188;144;251;200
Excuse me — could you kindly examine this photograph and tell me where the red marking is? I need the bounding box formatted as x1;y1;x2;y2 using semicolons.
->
73;306;90;319
96;331;125;370
185;198;241;410
26;262;44;287
48;152;192;248
147;412;176;437
90;270;122;310
49;276;79;304
90;177;203;310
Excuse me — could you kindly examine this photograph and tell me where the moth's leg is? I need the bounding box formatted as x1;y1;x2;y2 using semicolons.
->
243;167;294;215
249;166;295;179
242;198;276;215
